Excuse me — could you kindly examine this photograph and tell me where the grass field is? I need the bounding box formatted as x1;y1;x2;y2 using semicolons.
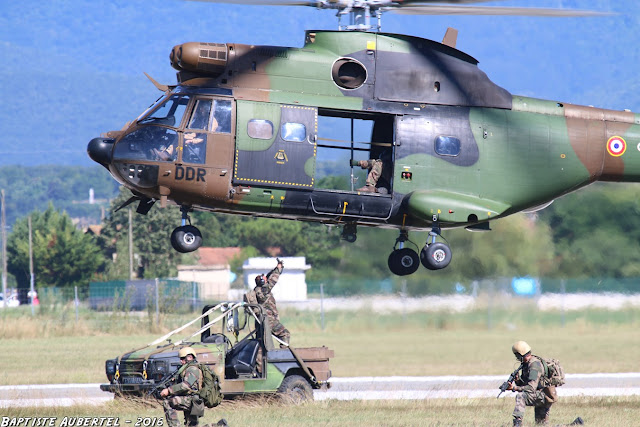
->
2;304;640;425
2;396;639;426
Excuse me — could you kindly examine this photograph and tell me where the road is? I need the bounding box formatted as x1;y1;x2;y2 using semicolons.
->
1;374;639;407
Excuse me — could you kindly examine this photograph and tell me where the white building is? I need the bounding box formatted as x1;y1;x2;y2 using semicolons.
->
177;247;241;300
242;257;311;301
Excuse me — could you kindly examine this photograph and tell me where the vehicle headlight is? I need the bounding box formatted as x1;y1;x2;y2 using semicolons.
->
106;360;116;375
154;360;168;374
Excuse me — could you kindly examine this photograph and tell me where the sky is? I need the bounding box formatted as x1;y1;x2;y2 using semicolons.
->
0;0;638;166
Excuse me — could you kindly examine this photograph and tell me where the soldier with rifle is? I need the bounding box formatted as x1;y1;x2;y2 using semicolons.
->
158;347;205;427
501;341;562;426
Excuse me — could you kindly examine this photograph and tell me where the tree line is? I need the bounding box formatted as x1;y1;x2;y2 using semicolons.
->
4;168;640;297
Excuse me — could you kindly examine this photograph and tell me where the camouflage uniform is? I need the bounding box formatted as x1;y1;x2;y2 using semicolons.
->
512;355;557;425
356;159;383;192
163;361;204;427
254;264;290;347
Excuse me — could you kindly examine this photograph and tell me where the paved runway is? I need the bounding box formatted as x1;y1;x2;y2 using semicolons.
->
2;374;639;407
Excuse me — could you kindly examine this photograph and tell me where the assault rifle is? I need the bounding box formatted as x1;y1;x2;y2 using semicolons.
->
148;366;182;399
497;363;523;398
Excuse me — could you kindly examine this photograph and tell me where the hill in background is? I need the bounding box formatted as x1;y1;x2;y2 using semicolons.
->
1;0;639;167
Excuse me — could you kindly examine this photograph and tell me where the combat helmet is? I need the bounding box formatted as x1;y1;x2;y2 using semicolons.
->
178;347;197;359
512;341;532;359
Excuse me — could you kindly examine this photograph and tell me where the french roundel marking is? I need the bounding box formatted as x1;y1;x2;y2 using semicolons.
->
607;136;626;157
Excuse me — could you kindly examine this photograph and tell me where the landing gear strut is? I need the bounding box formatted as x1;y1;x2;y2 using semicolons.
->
387;230;420;276
170;206;202;253
420;219;452;270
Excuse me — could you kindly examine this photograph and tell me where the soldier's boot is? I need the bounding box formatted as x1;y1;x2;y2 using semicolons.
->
534;406;550;425
216;420;228;427
569;417;584;426
356;184;377;193
185;416;199;427
513;416;523;427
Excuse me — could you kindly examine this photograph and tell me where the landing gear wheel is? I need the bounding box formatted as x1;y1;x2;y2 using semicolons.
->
170;225;202;253
420;242;452;270
388;248;420;276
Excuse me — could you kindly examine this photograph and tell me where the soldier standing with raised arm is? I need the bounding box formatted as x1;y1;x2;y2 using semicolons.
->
254;258;290;347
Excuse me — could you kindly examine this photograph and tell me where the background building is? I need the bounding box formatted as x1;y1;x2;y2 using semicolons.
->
177;247;241;300
242;257;310;301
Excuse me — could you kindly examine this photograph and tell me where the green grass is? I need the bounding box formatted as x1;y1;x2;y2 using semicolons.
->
2;397;640;426
2;306;640;384
2;306;640;425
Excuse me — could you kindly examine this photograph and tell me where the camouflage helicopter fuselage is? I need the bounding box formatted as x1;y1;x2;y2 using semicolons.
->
89;30;640;274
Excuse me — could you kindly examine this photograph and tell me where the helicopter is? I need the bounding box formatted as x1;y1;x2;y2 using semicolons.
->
88;0;636;276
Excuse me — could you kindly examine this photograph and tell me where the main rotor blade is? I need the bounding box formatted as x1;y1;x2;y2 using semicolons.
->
186;0;612;17
188;0;315;5
390;5;612;17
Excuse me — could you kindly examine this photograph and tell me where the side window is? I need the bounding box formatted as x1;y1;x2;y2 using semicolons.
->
281;123;306;142
247;119;274;140
188;99;213;130
434;135;461;156
212;100;232;133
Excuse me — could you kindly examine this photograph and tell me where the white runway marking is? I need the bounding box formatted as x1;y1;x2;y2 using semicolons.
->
2;374;640;407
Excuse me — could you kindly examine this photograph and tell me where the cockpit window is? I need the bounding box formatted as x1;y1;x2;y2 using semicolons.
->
114;127;179;162
183;132;207;164
188;99;213;130
138;95;189;128
213;100;232;133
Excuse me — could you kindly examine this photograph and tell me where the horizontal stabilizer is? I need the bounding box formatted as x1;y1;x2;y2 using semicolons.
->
465;222;491;232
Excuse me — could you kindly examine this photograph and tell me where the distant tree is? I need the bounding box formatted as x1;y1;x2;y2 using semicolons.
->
7;204;105;293
538;183;640;278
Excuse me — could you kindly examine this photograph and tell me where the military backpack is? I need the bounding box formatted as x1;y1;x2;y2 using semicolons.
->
197;363;223;408
536;356;565;387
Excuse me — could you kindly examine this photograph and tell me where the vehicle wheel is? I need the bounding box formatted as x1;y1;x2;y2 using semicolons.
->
277;374;313;404
170;225;202;253
421;242;452;270
388;248;419;276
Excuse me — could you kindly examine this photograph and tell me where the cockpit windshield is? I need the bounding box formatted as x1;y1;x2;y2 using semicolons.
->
138;95;189;128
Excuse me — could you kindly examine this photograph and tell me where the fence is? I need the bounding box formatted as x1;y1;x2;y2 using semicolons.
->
89;279;200;312
5;276;640;314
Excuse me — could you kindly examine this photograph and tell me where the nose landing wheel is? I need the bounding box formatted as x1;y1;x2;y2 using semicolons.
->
171;206;202;253
171;225;202;253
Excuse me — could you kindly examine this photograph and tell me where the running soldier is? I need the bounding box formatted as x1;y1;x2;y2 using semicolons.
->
160;347;205;427
254;258;290;347
506;341;558;426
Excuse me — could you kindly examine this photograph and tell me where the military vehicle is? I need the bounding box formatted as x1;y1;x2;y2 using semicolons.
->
87;1;628;276
100;302;333;401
